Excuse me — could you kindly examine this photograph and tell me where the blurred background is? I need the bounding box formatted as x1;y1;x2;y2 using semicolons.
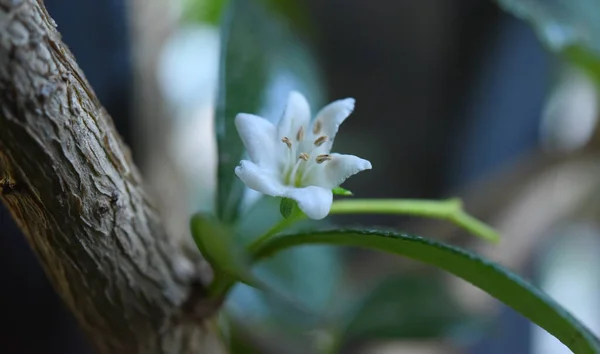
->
2;0;600;353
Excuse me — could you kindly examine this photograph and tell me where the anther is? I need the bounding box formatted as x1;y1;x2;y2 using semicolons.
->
299;152;310;161
316;154;332;164
313;120;322;134
281;137;292;149
296;126;304;141
314;135;327;147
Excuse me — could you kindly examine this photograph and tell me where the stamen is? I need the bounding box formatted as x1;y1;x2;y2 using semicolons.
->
316;154;332;164
281;137;292;149
313;120;322;134
299;152;310;161
314;135;328;147
296;126;304;141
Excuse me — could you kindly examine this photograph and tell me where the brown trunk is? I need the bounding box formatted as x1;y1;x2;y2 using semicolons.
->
0;1;223;352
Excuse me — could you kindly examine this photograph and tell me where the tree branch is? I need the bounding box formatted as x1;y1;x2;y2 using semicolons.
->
0;1;222;352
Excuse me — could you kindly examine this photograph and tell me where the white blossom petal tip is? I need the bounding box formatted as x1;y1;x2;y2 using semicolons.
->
234;92;371;219
307;154;371;189
339;98;355;113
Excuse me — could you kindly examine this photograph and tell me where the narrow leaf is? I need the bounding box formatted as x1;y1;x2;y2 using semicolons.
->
251;230;600;353
215;0;266;223
214;0;324;223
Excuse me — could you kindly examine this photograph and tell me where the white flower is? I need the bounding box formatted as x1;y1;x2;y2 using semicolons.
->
234;91;372;220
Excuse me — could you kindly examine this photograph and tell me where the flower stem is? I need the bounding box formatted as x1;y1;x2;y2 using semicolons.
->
247;209;304;253
214;198;499;301
247;198;498;254
330;198;462;217
329;198;499;242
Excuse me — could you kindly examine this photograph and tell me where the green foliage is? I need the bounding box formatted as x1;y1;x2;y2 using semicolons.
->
190;213;258;291
182;0;229;25
251;229;600;353
182;0;310;30
191;213;323;318
189;0;600;350
564;45;600;84
214;0;324;223
215;0;266;223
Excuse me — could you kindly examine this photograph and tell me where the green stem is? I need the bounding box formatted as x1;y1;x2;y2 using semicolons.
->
247;209;304;253
329;198;499;242
207;271;234;300
213;198;498;300
448;211;499;243
247;198;498;254
330;198;462;217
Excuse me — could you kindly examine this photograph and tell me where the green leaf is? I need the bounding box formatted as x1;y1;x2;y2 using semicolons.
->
251;230;600;353
279;198;295;219
190;213;257;288
189;213;277;296
215;0;324;223
564;45;600;85
496;0;600;83
190;213;321;316
332;187;353;196
182;0;309;29
182;0;229;25
189;214;267;297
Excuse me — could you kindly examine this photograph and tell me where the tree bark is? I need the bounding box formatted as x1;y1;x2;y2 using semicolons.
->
0;0;222;352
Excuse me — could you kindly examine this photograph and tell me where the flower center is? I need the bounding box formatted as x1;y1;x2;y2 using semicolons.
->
281;125;331;187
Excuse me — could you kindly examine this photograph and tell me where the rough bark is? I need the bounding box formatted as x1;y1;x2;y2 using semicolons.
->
0;0;222;352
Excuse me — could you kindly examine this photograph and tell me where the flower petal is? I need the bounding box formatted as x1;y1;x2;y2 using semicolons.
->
311;98;355;152
277;91;311;142
307;153;371;189
235;113;278;168
235;160;285;196
284;186;333;220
